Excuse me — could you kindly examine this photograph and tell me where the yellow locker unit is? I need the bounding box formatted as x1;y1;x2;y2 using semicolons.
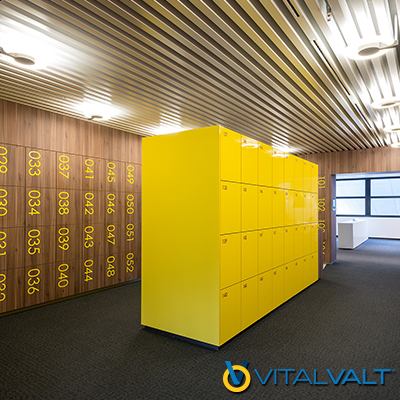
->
142;125;319;347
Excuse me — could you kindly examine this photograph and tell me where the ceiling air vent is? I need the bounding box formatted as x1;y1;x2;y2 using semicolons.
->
284;0;300;18
312;40;351;96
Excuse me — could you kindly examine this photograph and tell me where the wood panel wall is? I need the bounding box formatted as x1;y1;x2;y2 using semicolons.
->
301;146;400;263
0;99;141;313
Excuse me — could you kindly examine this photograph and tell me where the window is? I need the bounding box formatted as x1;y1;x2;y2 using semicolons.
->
337;177;400;217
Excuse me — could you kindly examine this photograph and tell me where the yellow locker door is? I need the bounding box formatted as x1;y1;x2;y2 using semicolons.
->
258;187;272;229
284;226;295;263
294;157;304;191
294;225;304;260
294;259;303;295
311;223;318;253
220;233;241;289
258;229;273;273
221;182;241;234
220;283;241;345
242;184;258;231
304;193;311;223
311;164;318;193
220;128;241;182
259;143;273;187
272;227;284;268
284;261;295;302
242;137;258;185
241;276;258;330
272;188;285;227
284;154;295;190
285;190;296;226
310;194;318;223
309;253;318;284
304;225;311;255
303;160;311;193
242;231;258;280
303;255;311;288
272;265;285;309
272;149;285;188
258;270;273;318
294;192;304;225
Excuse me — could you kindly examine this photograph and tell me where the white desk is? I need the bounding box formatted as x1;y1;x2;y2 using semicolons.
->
338;219;368;249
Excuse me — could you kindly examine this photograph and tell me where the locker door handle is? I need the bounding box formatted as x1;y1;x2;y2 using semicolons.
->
222;185;227;190
222;239;227;244
222;292;228;298
274;271;277;275
286;267;288;270
260;190;263;194
243;235;247;240
260;233;263;237
244;188;247;192
243;284;247;289
260;277;263;281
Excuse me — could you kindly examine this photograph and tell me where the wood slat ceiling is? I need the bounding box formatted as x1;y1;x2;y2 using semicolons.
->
0;0;399;154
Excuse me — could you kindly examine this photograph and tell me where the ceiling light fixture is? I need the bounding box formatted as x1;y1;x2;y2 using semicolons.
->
344;16;398;60
0;46;35;66
78;101;117;121
383;124;400;133
371;96;400;109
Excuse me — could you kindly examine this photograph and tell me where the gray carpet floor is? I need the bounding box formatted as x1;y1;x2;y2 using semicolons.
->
1;238;400;399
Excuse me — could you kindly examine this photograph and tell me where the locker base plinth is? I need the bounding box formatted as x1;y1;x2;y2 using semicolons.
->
142;326;219;350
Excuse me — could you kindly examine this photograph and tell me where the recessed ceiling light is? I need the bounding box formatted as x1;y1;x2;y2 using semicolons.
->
77;102;118;121
371;96;400;109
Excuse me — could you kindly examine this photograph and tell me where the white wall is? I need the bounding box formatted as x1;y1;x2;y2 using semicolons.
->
336;217;400;239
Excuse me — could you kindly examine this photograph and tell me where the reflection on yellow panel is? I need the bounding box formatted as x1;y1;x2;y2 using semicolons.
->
259;187;272;229
304;225;311;255
258;270;273;318
304;193;311;223
220;128;241;182
241;276;258;330
294;226;304;260
242;137;258;185
310;194;318;223
221;181;241;234
285;190;296;226
294;158;304;191
284;262;295;302
259;229;273;273
259;143;273;187
294;192;304;225
284;226;295;263
272;265;285;309
272;228;284;268
242;184;258;231
294;259;304;294
272;189;285;227
220;234;241;289
242;231;258;280
284;155;295;190
272;149;285;188
311;164;318;193
220;283;241;345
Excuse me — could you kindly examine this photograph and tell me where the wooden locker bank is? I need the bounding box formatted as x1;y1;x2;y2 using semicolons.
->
142;125;319;347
